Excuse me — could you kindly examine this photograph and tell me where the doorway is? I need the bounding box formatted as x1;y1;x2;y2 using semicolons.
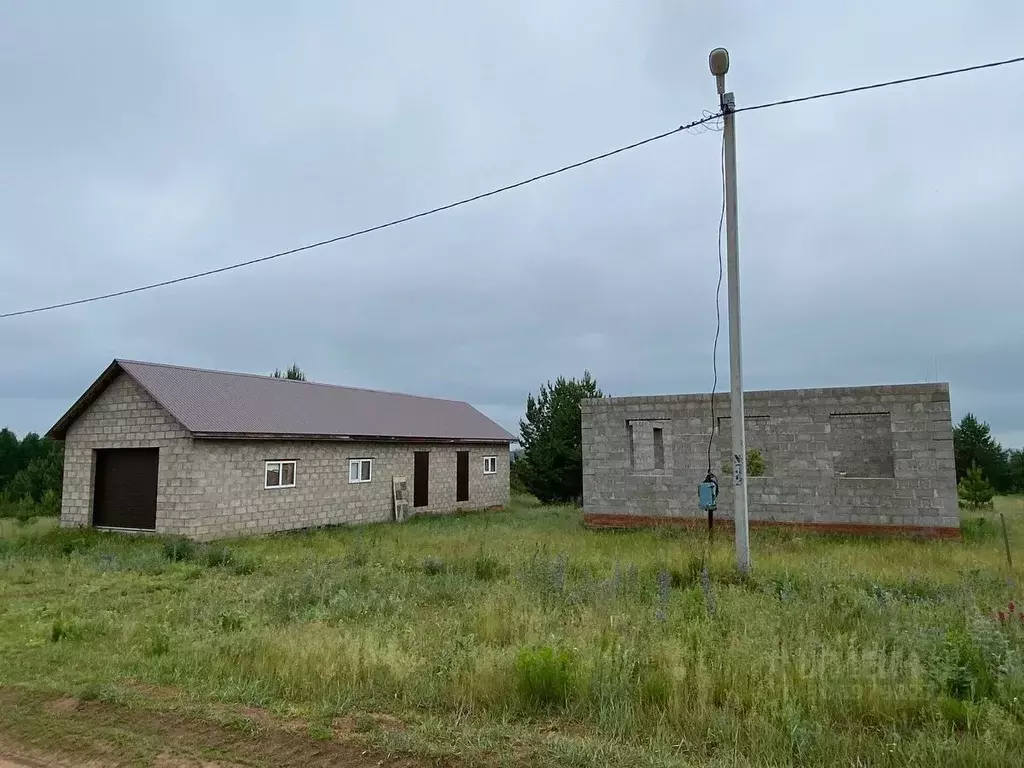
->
456;450;469;502
413;451;429;507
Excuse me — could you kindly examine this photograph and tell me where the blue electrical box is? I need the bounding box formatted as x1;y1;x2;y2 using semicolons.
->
698;478;718;512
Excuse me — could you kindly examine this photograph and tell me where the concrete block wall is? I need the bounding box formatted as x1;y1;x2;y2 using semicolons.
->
186;439;510;540
581;383;958;536
58;371;510;539
60;373;192;533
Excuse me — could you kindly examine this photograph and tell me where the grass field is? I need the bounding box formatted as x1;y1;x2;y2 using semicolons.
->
1;495;1023;767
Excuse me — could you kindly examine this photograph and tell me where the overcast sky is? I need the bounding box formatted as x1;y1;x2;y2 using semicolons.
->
1;1;1022;447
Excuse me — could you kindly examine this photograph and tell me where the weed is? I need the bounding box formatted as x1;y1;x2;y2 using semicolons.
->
202;545;234;568
145;625;171;657
217;610;245;633
50;618;79;643
344;536;370;567
472;550;503;581
422;556;445;575
961;515;994;543
230;555;259;575
308;721;333;740
515;645;577;711
162;537;196;562
264;560;340;623
2;497;1024;767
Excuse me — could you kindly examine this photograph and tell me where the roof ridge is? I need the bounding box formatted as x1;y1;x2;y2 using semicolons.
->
115;359;471;405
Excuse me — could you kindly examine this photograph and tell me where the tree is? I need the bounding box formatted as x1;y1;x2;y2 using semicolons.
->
957;465;995;510
0;430;64;517
517;372;602;503
0;428;20;488
953;414;1009;492
272;364;307;381
1008;449;1024;494
3;440;64;503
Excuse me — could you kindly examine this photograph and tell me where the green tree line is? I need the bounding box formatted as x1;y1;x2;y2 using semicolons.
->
953;413;1024;494
0;428;64;518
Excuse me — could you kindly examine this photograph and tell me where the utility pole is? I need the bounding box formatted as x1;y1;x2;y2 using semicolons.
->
709;48;751;575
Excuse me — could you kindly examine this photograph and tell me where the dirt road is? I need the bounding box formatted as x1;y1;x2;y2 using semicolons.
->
0;688;432;768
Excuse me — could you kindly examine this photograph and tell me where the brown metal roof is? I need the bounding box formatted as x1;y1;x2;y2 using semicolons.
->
48;360;515;443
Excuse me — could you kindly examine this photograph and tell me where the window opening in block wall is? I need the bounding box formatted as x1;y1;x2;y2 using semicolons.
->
829;411;894;478
653;427;665;470
627;422;635;470
716;415;771;477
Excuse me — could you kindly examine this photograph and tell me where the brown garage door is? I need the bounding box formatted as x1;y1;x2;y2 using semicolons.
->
93;448;159;530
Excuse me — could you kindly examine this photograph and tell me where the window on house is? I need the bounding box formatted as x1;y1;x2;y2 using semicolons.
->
265;460;296;489
483;456;497;474
349;458;373;483
653;427;665;470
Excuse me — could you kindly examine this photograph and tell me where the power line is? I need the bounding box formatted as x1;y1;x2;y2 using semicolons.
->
5;53;1023;320
0;113;721;320
735;54;1024;115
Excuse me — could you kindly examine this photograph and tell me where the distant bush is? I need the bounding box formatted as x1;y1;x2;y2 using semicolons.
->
0;492;60;521
515;645;577;711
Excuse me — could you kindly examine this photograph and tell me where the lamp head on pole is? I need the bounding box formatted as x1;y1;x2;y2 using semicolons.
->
709;47;730;95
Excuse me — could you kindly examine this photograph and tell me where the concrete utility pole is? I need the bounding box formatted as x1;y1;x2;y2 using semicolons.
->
709;47;751;575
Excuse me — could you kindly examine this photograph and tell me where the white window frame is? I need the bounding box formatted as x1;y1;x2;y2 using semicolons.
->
264;460;296;489
349;458;373;484
483;456;497;474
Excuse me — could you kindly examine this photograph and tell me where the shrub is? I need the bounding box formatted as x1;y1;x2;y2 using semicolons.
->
958;466;995;510
515;645;577;711
162;537;197;562
926;619;1007;702
202;545;234;568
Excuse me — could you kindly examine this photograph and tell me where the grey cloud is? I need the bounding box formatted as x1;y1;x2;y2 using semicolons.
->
1;0;1023;449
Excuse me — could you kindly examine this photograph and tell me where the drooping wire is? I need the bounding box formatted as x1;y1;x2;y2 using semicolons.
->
0;113;722;319
706;131;726;477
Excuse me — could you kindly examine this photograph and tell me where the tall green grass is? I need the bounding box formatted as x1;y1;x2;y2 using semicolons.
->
1;497;1023;767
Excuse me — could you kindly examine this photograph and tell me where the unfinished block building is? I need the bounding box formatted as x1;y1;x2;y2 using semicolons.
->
581;383;959;538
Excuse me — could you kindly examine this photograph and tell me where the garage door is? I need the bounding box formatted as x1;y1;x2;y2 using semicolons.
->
93;448;159;530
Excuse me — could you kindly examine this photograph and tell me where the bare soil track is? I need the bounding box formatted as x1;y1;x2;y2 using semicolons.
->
0;688;437;768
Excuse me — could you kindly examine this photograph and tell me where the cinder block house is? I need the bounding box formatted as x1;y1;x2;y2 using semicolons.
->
581;383;960;538
48;360;513;539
